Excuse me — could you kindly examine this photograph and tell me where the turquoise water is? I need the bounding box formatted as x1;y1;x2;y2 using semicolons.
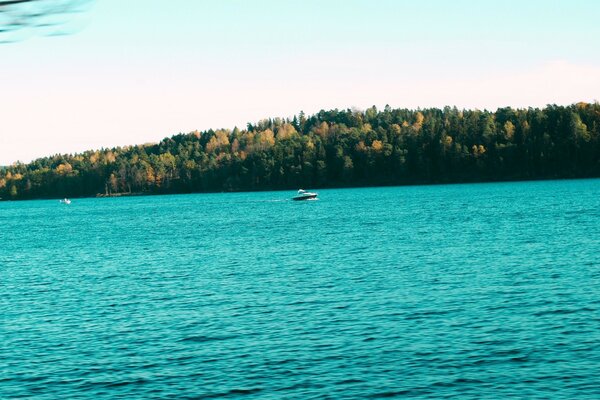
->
2;179;600;399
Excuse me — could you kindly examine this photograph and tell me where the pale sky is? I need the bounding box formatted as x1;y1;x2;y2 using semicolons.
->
1;0;599;165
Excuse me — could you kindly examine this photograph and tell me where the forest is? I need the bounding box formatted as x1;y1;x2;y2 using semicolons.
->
1;103;599;200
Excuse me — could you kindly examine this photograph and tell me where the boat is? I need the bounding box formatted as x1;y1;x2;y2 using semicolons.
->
59;198;71;205
292;189;318;201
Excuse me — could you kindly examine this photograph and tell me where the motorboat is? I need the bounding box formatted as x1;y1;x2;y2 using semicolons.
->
292;189;318;201
60;198;71;205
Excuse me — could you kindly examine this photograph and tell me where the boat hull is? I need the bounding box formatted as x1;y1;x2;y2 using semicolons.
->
292;194;318;201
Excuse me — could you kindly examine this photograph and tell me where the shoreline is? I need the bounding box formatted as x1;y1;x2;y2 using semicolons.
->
1;175;599;202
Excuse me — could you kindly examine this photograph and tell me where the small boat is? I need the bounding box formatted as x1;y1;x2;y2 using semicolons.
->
60;198;71;205
292;189;318;201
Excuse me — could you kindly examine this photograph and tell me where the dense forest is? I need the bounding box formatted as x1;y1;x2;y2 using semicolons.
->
1;103;599;200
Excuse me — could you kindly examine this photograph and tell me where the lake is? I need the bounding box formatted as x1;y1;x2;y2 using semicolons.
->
2;179;600;399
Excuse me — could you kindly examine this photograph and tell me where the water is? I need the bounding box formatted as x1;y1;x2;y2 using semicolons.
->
2;179;600;399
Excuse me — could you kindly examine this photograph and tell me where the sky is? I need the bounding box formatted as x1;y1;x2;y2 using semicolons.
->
1;0;600;165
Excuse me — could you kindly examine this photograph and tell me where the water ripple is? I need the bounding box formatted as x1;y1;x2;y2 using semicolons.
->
2;180;600;399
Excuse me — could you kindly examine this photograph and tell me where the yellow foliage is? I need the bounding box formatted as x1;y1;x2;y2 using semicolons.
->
276;123;298;140
231;138;240;153
356;141;367;152
414;112;425;130
314;121;329;138
0;178;6;189
215;130;230;146
206;136;218;153
472;144;486;156
371;140;383;151
184;160;196;170
444;136;453;147
56;163;73;175
256;129;275;148
105;151;116;163
503;121;515;140
146;167;155;185
207;130;230;152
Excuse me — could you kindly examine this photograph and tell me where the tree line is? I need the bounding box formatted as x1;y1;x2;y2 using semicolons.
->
1;103;599;200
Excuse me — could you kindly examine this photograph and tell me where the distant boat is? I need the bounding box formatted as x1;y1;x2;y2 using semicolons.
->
59;198;71;205
292;189;318;201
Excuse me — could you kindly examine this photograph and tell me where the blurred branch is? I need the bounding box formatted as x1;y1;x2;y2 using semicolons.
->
0;1;37;5
0;0;94;42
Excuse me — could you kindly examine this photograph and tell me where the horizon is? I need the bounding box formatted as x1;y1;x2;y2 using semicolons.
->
2;0;600;165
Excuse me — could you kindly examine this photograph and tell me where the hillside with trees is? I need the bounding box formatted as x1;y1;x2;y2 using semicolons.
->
1;103;599;200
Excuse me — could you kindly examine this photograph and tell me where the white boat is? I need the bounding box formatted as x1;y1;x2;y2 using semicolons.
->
59;198;71;205
292;189;318;201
